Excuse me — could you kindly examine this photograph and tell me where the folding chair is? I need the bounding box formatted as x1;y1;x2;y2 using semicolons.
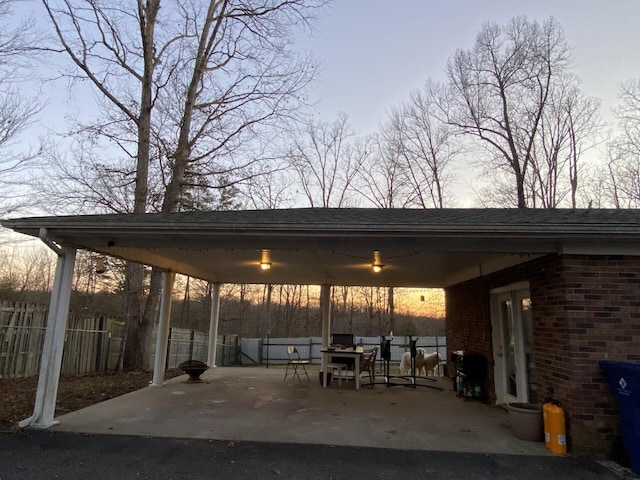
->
284;346;310;382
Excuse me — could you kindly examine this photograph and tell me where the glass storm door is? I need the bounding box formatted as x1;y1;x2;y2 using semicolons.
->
491;285;535;405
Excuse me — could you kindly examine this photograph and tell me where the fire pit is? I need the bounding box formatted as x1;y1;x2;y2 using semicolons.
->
178;359;209;383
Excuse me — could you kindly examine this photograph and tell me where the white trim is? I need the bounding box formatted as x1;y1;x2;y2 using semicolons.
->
491;292;509;404
21;247;76;428
151;272;175;386
207;283;221;367
320;284;331;377
490;281;530;295
490;284;531;405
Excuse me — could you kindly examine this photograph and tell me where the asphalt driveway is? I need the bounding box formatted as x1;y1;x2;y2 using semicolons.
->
0;430;634;480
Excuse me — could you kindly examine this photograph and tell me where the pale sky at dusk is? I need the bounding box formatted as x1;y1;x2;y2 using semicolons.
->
5;1;640;213
297;1;640;136
13;1;640;151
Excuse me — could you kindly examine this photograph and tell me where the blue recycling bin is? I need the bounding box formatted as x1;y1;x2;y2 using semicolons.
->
600;360;640;475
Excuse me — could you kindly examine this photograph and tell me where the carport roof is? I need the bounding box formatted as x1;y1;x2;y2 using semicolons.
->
3;208;640;287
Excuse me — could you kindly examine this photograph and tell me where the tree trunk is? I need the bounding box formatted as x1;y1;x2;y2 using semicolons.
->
122;0;160;371
388;287;395;334
122;263;144;370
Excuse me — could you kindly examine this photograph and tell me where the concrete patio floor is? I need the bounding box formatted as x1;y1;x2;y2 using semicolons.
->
50;364;552;457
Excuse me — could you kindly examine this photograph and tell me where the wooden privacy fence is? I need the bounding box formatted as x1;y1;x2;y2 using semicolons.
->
0;302;47;379
0;301;125;379
1;301;241;378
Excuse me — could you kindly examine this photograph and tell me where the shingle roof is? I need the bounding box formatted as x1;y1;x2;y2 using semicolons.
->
3;208;640;287
4;208;640;233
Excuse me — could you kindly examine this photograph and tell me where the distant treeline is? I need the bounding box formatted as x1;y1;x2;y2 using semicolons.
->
0;285;445;339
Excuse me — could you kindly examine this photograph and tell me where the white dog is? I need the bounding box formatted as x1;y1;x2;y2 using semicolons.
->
399;349;442;376
419;351;442;376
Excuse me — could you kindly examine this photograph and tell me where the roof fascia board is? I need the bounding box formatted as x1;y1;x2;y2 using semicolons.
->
443;254;545;287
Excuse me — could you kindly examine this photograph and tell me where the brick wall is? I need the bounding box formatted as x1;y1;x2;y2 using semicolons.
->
445;277;494;398
445;254;640;461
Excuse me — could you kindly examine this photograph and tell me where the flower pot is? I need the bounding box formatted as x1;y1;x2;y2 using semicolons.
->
507;402;543;441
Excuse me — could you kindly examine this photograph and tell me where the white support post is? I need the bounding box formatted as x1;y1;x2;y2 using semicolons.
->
151;271;175;386
207;283;221;367
21;247;76;429
320;284;332;376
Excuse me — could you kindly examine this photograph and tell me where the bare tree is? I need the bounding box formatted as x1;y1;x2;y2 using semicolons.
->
40;0;167;370
616;79;640;159
0;243;55;301
41;0;161;213
440;16;572;208
153;0;322;365
604;79;640;208
525;74;602;208
40;0;325;369
158;1;321;212
351;286;391;336
353;132;413;208
0;0;43;216
240;166;297;209
288;112;368;207
387;81;460;208
31;141;138;215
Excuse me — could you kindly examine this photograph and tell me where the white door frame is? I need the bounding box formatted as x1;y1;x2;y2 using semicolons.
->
490;282;531;405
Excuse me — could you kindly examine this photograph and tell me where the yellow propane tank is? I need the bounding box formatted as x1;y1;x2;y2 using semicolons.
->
548;403;567;455
543;402;553;450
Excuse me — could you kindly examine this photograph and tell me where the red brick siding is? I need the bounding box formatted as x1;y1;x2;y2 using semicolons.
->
445;278;494;396
445;254;640;460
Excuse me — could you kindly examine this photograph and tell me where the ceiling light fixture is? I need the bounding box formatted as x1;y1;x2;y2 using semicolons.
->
372;250;384;273
260;249;272;270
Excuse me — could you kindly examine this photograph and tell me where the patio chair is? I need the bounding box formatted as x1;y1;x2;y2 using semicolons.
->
359;347;378;386
284;346;310;382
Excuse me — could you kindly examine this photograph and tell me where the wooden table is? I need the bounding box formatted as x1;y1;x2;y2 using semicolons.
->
321;346;364;390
